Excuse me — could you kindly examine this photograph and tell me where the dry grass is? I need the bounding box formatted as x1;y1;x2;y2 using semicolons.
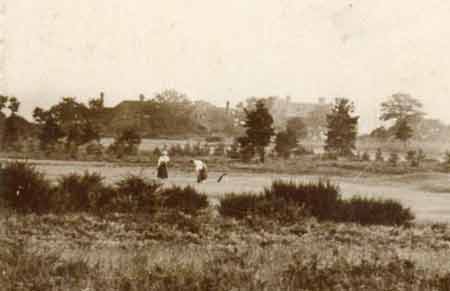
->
3;211;450;290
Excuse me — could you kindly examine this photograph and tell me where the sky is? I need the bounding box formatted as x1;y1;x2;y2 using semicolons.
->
3;0;450;132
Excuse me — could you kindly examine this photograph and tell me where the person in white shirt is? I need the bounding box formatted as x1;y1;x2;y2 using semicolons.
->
157;151;170;179
191;159;208;183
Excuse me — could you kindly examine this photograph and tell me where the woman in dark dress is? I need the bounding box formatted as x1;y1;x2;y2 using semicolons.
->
157;151;170;179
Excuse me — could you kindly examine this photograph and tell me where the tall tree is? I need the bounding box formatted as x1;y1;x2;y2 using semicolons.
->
241;100;275;163
380;93;424;123
380;93;425;143
33;97;100;154
325;98;359;156
394;119;413;147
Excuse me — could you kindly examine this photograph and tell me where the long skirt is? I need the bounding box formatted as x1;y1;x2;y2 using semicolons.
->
157;163;168;179
197;168;208;183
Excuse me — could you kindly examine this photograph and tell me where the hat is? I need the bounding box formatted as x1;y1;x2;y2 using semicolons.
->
162;150;168;156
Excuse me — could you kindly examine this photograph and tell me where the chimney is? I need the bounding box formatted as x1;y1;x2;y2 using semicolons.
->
226;101;230;114
139;94;145;102
100;91;104;103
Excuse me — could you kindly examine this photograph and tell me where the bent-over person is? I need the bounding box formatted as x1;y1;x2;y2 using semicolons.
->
191;159;207;183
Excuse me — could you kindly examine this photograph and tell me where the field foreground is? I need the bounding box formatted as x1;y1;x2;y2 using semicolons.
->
3;210;450;290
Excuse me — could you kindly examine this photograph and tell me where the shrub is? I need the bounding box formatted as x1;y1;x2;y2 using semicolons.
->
388;152;399;166
115;175;161;212
361;151;371;162
169;144;184;156
219;192;305;223
444;151;450;171
213;143;226;156
265;179;340;220
55;171;105;212
85;142;104;158
205;136;223;143
0;161;55;214
375;148;384;162
335;196;414;226
153;146;162;157
107;128;141;158
219;180;338;222
158;185;208;215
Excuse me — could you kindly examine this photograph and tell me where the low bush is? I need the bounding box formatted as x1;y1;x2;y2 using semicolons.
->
0;161;55;214
158;185;208;215
219;192;306;223
335;196;414;226
114;175;161;212
220;180;413;226
55;171;105;212
265;179;340;220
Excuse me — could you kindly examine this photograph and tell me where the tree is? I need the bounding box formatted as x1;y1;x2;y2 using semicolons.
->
33;97;100;154
369;126;390;141
7;97;20;114
240;100;275;163
380;93;424;123
33;107;64;151
108;128;142;158
286;117;308;141
274;130;297;159
380;93;424;142
325;98;359;156
1;96;26;150
394;119;413;147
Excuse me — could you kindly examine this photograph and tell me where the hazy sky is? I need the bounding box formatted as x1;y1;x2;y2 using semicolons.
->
3;0;450;132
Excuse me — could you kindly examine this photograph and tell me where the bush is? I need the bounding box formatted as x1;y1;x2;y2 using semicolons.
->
219;180;413;226
107;128;141;158
114;175;161;212
335;196;414;226
158;185;208;215
219;180;338;222
388;152;399;166
375;148;384;162
219;192;305;223
265;180;340;220
361;151;371;162
85;142;104;158
205;136;223;143
0;161;55;214
55;171;106;212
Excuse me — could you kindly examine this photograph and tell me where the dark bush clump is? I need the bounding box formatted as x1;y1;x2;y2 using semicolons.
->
219;180;413;226
265;179;340;220
114;175;161;212
219;192;305;223
158;185;208;215
0;161;55;214
55;171;105;212
335;196;414;226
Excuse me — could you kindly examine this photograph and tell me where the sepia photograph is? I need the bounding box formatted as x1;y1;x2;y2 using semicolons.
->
2;1;450;290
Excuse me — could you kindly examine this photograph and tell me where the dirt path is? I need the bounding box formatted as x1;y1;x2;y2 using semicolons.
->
3;158;450;223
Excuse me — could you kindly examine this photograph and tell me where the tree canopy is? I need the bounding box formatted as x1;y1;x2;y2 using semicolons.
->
325;98;359;156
